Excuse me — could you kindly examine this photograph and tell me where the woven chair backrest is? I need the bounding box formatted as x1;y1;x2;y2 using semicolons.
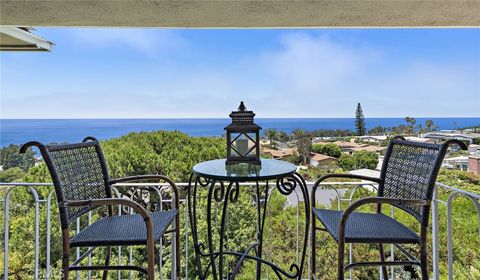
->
379;139;446;221
42;139;110;226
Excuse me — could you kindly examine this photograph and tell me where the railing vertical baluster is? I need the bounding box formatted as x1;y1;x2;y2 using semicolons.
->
129;205;133;280
390;206;395;280
3;189;11;280
185;195;189;280
28;187;41;280
296;190;300;265
348;185;361;280
431;188;440;280
46;191;54;280
117;203;122;280
76;217;80;280
158;187;164;280
446;193;457;280
111;187;123;280
87;211;92;280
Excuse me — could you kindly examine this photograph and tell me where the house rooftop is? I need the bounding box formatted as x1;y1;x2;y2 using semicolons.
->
405;136;436;143
310;153;337;162
444;156;469;162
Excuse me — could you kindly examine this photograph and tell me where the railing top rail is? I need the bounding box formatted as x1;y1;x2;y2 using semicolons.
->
0;181;377;187
1;181;478;199
435;182;480;200
0;182;53;186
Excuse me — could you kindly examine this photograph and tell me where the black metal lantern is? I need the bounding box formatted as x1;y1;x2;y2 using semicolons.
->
225;102;261;165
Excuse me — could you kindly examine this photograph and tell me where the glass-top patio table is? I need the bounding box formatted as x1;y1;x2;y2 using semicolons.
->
187;159;310;280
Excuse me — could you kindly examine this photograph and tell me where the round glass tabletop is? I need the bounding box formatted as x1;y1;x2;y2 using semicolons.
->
192;159;297;181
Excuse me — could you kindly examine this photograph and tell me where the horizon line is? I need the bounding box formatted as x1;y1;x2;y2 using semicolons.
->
1;116;479;120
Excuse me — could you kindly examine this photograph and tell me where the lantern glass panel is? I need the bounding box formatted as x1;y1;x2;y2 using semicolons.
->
230;132;257;158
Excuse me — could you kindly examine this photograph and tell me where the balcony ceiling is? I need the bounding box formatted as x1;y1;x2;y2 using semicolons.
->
0;0;479;28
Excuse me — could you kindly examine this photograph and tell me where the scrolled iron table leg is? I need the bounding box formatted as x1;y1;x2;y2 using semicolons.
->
188;160;309;280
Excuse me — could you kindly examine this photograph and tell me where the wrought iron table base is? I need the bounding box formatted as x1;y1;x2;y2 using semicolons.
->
187;172;310;280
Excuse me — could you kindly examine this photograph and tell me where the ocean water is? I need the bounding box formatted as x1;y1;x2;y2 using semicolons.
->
1;118;479;147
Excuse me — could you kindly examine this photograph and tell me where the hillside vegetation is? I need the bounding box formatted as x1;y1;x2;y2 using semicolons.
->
0;131;478;279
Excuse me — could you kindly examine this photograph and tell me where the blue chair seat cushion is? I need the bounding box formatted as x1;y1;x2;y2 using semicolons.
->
70;210;177;247
313;208;419;244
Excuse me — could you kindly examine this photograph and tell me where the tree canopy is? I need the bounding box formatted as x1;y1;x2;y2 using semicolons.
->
338;150;379;170
0;144;35;172
311;143;342;158
1;130;479;279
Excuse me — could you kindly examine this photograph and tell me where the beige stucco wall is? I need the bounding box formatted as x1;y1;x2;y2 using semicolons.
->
1;0;479;28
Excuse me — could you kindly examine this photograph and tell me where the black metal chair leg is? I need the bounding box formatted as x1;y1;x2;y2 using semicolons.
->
420;244;429;280
102;246;111;280
311;214;317;279
379;244;388;280
337;238;345;280
175;215;181;280
147;239;155;279
62;233;70;280
62;254;69;280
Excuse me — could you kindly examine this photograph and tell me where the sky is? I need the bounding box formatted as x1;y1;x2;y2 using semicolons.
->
0;28;479;118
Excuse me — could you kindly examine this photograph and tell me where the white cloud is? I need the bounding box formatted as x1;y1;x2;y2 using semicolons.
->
69;28;186;54
1;31;478;118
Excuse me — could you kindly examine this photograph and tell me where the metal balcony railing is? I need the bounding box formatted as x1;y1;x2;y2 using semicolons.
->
1;181;478;279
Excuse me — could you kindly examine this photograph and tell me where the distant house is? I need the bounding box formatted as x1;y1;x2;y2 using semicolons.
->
333;141;364;152
443;156;469;171
262;148;297;159
468;144;480;154
350;145;387;155
468;155;480;175
405;136;436;144
423;132;479;144
332;141;386;155
358;135;387;144
309;153;338;168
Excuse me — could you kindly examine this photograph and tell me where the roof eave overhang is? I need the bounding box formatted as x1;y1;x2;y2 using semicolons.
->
0;26;53;51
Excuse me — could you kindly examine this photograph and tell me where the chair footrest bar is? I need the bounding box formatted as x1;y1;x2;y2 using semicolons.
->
71;247;98;267
393;244;418;261
345;260;420;271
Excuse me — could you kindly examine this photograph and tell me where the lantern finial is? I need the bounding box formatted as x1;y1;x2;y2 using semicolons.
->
238;101;246;112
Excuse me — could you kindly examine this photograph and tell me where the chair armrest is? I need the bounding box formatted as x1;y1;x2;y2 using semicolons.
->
315;173;382;185
109;174;177;188
109;174;180;211
64;198;150;220
311;174;382;206
338;196;429;240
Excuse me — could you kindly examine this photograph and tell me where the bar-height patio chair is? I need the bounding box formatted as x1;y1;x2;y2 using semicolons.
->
20;137;180;280
310;137;467;280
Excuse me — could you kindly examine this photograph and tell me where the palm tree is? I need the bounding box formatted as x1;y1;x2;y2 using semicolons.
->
425;120;435;132
264;128;277;148
292;128;305;140
405;116;417;135
278;131;289;142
